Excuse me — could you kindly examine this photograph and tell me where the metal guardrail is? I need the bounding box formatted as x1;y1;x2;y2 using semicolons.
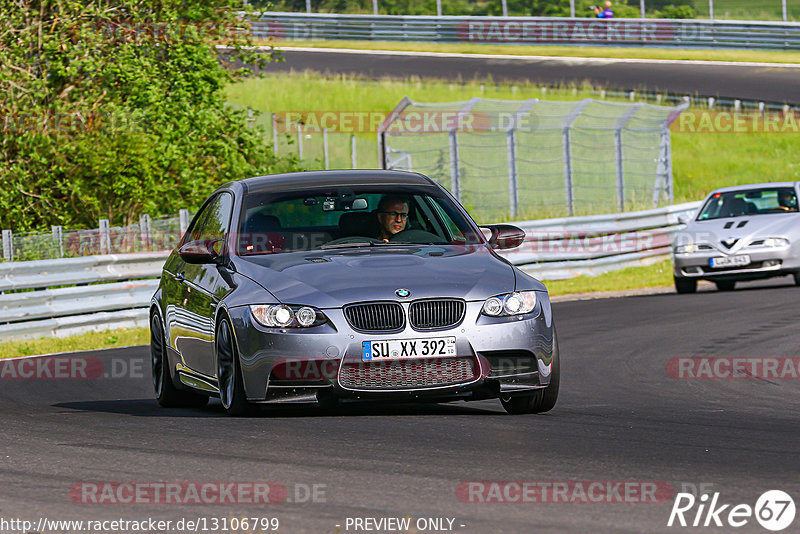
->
253;13;800;50
0;203;701;340
504;201;702;279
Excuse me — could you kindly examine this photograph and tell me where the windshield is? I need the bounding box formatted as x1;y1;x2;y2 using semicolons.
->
696;187;799;221
236;185;483;255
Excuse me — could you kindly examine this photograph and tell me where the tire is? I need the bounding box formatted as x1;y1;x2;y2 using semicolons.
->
714;280;736;292
151;313;208;408
501;326;560;415
216;318;255;416
674;276;697;294
794;272;800;286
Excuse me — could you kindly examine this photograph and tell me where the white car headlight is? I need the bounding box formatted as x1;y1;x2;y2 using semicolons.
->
763;237;790;248
482;291;537;317
250;304;326;328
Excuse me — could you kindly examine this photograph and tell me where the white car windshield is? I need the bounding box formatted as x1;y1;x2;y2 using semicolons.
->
697;188;799;220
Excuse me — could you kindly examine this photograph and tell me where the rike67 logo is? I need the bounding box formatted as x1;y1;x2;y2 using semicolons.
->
668;490;795;531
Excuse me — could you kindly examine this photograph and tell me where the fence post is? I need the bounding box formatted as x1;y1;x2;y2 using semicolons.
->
448;130;461;201
613;103;643;213
709;0;714;19
351;134;357;169
297;123;303;160
179;209;190;237
272;113;278;154
99;219;111;255
52;225;64;258
569;0;575;17
506;128;518;218
323;128;330;170
436;0;442;16
247;108;254;128
140;214;152;251
783;0;788;21
501;0;508;16
561;99;591;217
2;230;12;262
640;0;645;17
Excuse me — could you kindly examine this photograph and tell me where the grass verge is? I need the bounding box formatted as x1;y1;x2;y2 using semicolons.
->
270;39;800;65
542;260;673;296
0;328;149;360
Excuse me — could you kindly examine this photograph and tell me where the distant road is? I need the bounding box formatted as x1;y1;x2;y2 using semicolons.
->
262;47;800;104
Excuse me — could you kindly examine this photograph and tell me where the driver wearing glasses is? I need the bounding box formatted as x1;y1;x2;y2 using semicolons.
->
375;195;410;241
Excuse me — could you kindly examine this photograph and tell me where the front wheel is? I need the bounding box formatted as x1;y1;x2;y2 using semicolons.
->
674;276;697;294
715;280;736;292
151;313;208;408
216;318;255;416
501;326;560;415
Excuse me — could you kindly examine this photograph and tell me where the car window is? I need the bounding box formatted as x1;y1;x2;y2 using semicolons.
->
697;188;798;220
237;186;481;255
186;192;233;251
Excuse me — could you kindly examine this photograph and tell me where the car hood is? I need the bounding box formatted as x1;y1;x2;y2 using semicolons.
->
682;213;800;252
233;245;526;308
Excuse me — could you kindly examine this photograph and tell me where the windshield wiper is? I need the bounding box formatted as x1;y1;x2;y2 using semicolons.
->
320;242;376;249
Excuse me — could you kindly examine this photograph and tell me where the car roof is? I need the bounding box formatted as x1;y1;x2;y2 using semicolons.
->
709;182;800;195
238;170;437;194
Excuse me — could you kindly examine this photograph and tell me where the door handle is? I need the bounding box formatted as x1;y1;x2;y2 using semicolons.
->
175;272;185;283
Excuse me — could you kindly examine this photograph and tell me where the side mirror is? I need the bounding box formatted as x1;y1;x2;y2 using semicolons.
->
179;238;223;264
482;224;526;250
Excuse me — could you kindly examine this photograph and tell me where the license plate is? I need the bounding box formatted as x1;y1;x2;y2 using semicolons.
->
362;337;456;361
710;255;750;268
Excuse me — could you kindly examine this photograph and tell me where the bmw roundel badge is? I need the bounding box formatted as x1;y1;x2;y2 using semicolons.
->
395;288;411;298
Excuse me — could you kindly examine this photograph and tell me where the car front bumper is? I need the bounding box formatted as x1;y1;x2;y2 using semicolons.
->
227;297;555;403
673;246;800;280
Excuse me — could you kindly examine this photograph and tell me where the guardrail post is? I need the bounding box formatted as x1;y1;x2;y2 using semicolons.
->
52;226;64;258
247;108;254;128
99;219;111;255
179;209;190;237
139;214;151;252
323;127;330;169
351;134;357;169
2;230;12;262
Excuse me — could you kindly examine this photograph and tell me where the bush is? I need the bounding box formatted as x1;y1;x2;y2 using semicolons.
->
0;1;299;231
655;4;696;18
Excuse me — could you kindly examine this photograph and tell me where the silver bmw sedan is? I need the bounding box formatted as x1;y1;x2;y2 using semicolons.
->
150;170;559;415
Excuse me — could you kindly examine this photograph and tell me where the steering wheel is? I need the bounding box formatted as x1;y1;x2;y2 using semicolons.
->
389;229;447;244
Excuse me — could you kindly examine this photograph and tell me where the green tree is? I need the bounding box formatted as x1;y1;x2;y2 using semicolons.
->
0;0;298;231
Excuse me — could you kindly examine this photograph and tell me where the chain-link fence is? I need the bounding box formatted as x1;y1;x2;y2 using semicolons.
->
378;97;688;222
1;212;191;263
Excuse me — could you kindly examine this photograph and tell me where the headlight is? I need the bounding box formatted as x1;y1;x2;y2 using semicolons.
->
482;291;537;317
763;237;790;248
675;244;699;254
250;304;327;328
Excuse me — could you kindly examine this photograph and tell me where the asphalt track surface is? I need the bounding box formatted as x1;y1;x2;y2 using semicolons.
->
3;277;800;533
263;48;800;104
